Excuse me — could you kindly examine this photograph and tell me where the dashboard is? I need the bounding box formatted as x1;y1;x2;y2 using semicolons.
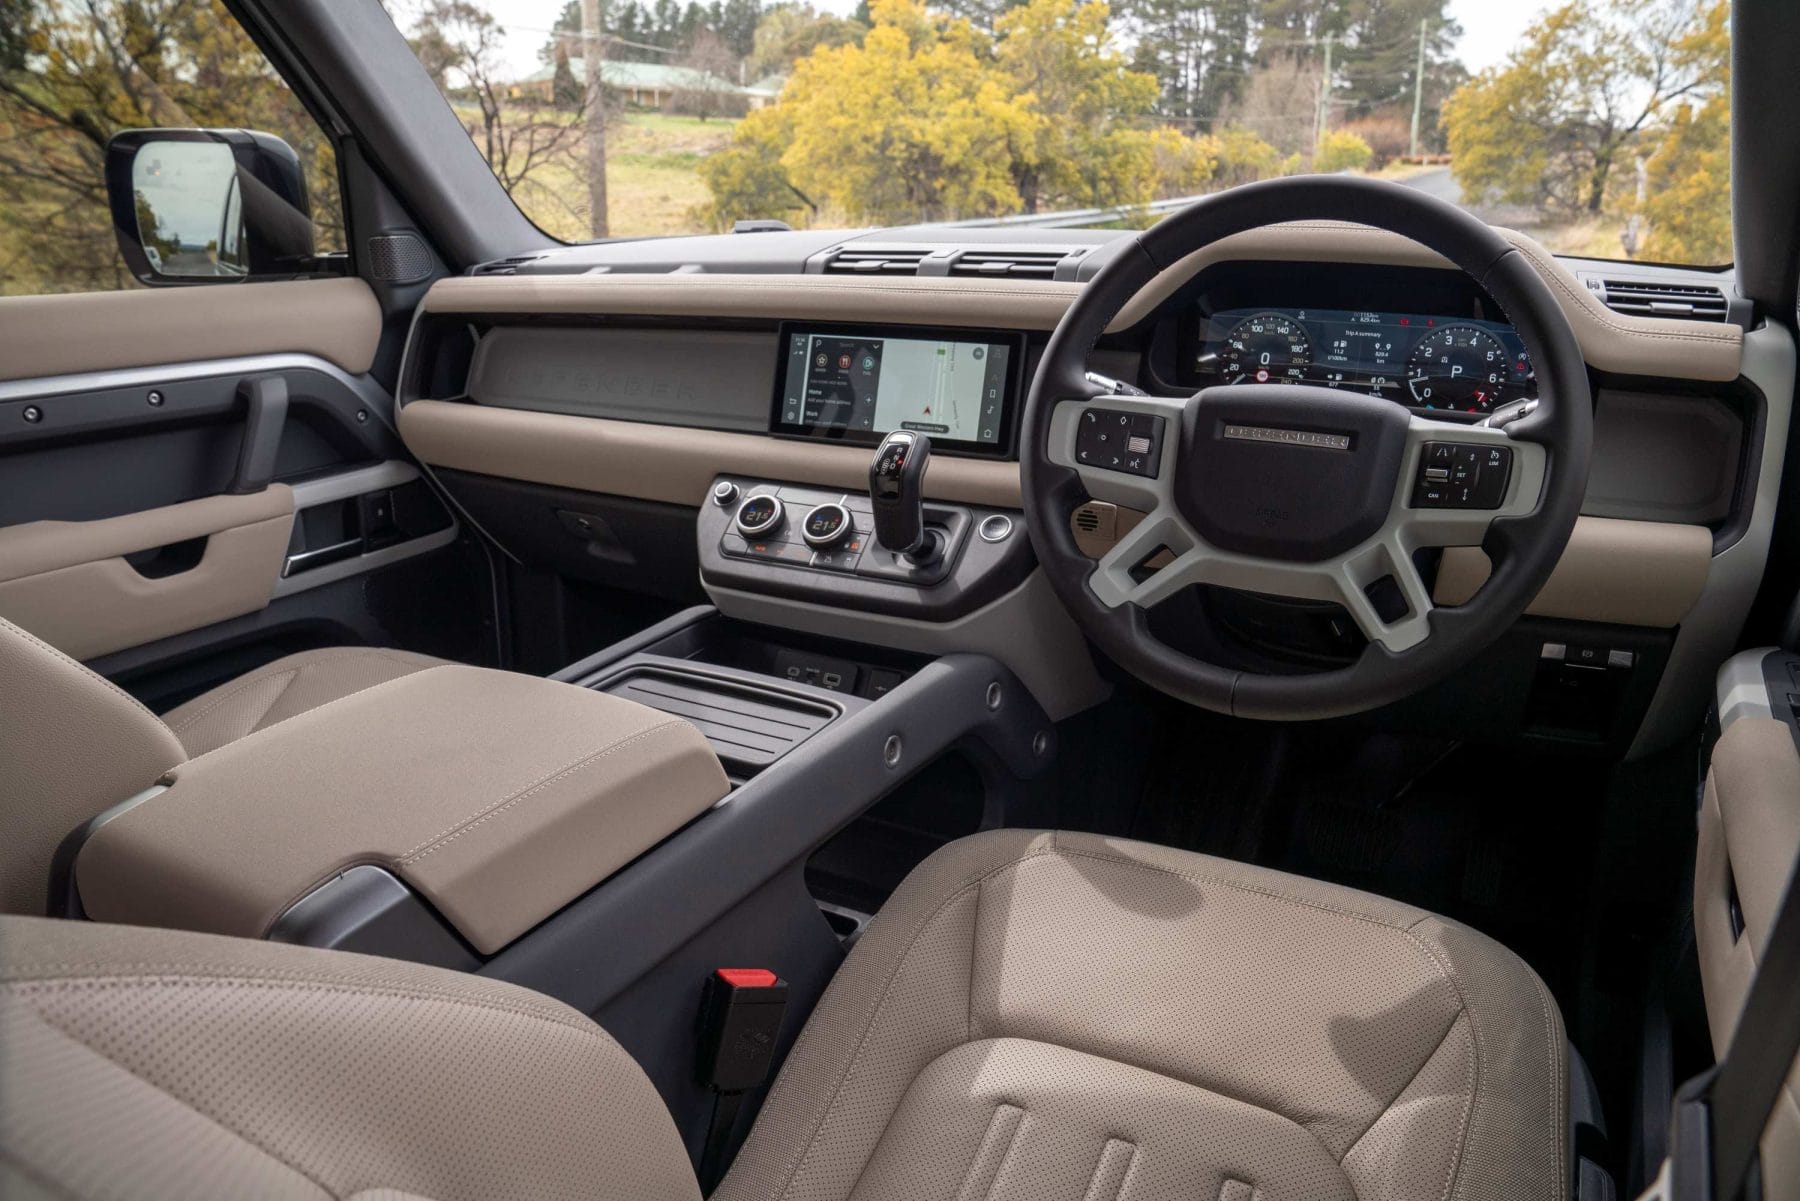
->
1165;261;1539;417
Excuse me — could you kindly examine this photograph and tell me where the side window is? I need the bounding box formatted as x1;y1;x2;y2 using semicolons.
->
0;1;345;296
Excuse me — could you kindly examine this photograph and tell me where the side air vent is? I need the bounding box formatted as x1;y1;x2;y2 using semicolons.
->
468;254;544;276
1585;278;1731;322
822;247;930;275
949;249;1075;279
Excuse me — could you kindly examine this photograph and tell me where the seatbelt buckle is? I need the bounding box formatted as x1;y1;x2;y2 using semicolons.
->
696;967;789;1093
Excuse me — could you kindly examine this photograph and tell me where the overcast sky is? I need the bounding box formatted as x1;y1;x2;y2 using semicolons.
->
469;0;1548;80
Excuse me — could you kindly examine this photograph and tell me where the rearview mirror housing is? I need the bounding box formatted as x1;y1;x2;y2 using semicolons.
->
104;128;318;285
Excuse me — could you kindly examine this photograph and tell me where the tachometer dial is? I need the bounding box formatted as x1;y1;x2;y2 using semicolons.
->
1405;324;1511;412
1220;312;1311;384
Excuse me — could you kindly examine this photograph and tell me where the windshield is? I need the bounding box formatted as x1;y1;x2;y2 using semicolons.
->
387;0;1731;264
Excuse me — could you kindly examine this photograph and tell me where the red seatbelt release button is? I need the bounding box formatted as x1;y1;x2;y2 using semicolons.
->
697;967;790;1093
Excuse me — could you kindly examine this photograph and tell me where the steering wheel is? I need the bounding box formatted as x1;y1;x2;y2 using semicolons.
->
1021;176;1592;720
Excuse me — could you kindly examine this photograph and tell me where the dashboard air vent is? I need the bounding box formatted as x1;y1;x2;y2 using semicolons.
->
822;247;930;275
1586;278;1730;322
468;254;544;276
948;249;1073;279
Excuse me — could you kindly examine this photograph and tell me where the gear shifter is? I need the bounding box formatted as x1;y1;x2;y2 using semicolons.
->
869;430;941;565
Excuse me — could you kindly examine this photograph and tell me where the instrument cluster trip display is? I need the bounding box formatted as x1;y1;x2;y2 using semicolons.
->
772;324;1022;455
1189;306;1535;414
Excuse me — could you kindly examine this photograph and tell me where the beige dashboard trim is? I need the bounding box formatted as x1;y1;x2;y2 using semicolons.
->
1434;515;1713;627
0;278;383;382
422;272;1081;330
398;399;1025;508
421;222;1741;383
1074;507;1713;630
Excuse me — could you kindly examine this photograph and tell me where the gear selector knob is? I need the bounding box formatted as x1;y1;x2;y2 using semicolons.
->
869;430;935;561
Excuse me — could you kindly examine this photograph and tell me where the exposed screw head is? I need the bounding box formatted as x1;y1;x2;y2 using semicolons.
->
985;682;1002;711
21;405;42;424
146;389;163;406
1032;730;1050;757
882;734;903;769
355;409;369;423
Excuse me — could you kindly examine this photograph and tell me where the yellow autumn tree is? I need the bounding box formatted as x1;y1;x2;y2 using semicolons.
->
992;0;1161;212
1442;0;1724;217
1637;1;1730;263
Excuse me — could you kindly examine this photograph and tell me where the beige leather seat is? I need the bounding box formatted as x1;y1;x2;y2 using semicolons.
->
0;613;446;915
0;830;1569;1200
1696;717;1800;1199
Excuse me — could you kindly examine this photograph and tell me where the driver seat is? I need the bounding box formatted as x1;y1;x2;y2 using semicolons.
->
0;830;1566;1200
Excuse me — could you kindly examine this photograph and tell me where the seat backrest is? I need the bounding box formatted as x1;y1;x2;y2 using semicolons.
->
0;615;183;915
0;913;702;1201
1696;717;1800;1199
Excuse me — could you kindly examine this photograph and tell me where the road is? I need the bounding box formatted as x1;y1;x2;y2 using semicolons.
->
1397;166;1460;203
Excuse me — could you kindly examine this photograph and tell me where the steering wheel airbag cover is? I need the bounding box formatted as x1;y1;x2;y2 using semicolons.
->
1180;385;1410;562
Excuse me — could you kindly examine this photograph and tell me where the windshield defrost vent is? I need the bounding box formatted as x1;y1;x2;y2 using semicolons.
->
822;247;930;275
469;254;545;276
948;249;1074;279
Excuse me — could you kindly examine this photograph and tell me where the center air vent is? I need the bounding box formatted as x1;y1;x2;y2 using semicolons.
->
822;247;930;275
948;249;1075;279
1585;277;1731;322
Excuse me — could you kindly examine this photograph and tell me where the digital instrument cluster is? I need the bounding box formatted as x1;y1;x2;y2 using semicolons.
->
1188;306;1535;414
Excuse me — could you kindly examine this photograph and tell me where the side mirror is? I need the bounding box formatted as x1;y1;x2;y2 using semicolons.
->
105;129;318;285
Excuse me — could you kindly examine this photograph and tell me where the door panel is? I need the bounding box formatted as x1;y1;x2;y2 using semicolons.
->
0;487;294;659
0;279;381;382
0;287;482;692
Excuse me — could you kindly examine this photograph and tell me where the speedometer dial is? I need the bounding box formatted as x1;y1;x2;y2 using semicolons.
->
1405;324;1511;412
1221;312;1310;384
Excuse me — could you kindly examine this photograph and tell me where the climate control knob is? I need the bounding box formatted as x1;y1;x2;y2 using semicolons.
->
800;502;854;549
733;494;785;538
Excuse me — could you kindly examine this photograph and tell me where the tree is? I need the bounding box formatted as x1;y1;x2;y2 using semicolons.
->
552;42;584;110
0;0;342;295
1637;1;1730;262
993;0;1161;212
407;2;592;195
1225;53;1320;158
1314;128;1372;172
746;4;866;79
671;29;745;119
1442;0;1720;216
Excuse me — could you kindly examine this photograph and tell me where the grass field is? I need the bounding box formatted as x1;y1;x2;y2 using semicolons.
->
494;111;739;241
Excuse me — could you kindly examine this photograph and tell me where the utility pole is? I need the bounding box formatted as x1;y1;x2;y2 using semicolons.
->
1408;17;1427;159
1314;32;1334;147
581;0;609;238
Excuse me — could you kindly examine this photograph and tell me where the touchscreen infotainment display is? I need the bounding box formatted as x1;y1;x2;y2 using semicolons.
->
772;325;1021;453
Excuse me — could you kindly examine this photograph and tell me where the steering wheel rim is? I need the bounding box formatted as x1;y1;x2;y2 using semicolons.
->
1020;176;1593;720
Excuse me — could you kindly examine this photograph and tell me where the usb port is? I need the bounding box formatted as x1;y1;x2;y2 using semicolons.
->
821;672;844;690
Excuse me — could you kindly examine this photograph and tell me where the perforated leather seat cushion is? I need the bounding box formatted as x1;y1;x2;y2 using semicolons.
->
160;647;451;757
715;829;1568;1201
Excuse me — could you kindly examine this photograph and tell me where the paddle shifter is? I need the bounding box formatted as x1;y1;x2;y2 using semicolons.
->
869;430;941;565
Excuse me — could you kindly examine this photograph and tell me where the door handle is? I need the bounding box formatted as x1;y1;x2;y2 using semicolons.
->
227;376;288;495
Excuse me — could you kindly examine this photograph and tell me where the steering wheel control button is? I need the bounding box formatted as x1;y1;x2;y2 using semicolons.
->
801;502;853;548
977;514;1014;543
734;493;785;537
712;480;740;507
1076;408;1164;478
1411;443;1511;509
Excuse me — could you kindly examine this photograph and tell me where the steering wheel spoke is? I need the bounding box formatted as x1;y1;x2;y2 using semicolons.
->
1393;414;1549;551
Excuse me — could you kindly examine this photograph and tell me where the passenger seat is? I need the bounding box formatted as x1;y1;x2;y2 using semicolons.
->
0;614;446;915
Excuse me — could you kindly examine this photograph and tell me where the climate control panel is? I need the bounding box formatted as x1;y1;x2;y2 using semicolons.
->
696;475;1032;623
